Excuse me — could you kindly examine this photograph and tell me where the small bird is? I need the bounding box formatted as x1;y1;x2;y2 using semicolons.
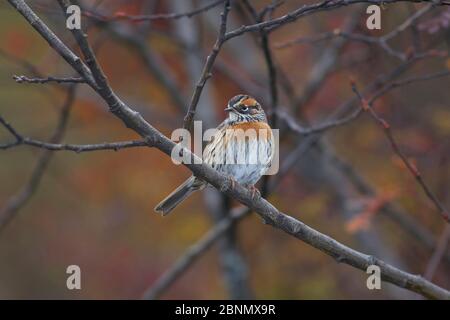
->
155;94;274;215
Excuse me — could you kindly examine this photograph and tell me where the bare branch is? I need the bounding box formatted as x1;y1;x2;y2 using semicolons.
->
277;70;450;136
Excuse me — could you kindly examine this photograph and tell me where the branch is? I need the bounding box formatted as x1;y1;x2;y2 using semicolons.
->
7;0;450;299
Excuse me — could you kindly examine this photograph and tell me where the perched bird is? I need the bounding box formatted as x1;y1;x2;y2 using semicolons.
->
155;94;274;215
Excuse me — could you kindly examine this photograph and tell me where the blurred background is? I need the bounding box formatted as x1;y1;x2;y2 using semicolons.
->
0;0;449;299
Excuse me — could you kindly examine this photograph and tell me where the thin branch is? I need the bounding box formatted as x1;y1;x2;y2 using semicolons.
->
183;0;231;130
352;83;450;223
142;61;450;297
7;0;450;299
0;116;23;142
13;75;86;84
0;135;147;154
0;113;148;153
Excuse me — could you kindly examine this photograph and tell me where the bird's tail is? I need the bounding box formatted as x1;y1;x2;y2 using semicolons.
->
154;176;201;216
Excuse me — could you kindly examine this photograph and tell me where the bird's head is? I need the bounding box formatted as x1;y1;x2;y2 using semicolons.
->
224;94;266;123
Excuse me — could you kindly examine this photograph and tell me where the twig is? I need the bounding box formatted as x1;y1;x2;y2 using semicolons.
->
13;75;86;84
320;146;450;265
183;0;231;130
0;135;147;153
352;82;450;223
7;0;450;299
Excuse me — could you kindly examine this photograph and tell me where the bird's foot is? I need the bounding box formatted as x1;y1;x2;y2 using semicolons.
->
247;184;261;199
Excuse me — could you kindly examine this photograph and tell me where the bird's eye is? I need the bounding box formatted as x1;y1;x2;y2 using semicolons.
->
241;106;249;112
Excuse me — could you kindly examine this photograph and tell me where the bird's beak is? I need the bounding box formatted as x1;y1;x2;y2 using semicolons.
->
224;106;233;112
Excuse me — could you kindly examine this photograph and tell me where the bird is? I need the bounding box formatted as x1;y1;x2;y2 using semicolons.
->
154;94;274;216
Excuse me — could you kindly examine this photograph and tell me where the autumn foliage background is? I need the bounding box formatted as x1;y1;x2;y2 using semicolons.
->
0;0;449;299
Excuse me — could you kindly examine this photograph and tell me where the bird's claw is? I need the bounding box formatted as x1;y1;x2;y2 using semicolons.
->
248;185;261;199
